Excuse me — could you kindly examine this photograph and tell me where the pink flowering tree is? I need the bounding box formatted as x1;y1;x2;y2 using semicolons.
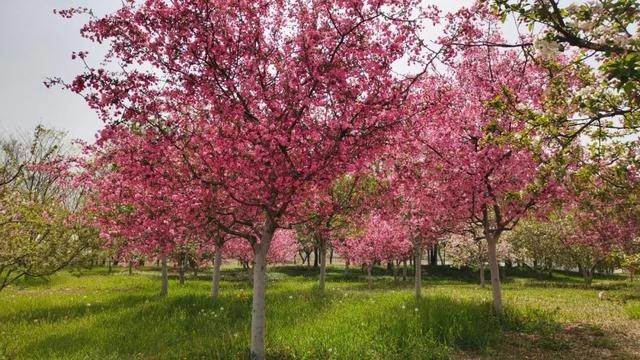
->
411;10;579;313
334;213;411;289
297;172;382;291
55;1;432;356
79;127;211;296
223;230;297;270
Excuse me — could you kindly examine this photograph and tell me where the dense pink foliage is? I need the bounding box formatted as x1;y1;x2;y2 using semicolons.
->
334;214;411;267
58;0;434;248
222;230;298;265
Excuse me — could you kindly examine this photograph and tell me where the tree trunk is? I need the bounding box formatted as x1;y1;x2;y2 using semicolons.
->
393;261;399;284
487;237;503;315
329;247;334;265
402;259;407;281
160;255;168;296
250;218;275;360
128;261;133;276
211;248;223;300
313;248;319;268
108;258;112;274
344;259;349;276
480;262;485;288
179;259;185;285
306;251;311;270
581;265;594;287
415;243;422;300
318;241;327;291
430;244;438;266
367;265;373;289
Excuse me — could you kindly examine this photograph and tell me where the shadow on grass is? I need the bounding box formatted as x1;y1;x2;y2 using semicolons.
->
6;270;637;360
14;285;344;360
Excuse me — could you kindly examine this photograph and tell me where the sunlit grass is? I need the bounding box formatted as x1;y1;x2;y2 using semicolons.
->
0;265;638;359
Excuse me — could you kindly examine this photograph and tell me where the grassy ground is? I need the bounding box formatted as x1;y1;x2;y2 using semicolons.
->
0;265;638;359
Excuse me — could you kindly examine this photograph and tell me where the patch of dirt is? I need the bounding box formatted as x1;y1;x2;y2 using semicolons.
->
458;323;640;359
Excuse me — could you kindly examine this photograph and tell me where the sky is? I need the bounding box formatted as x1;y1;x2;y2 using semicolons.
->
0;1;474;143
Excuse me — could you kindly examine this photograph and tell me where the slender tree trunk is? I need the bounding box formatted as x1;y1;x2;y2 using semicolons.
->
415;243;422;300
402;259;407;281
581;265;594;287
318;241;327;291
179;259;186;285
393;261;399;284
329;247;334;265
128;261;133;276
250;218;275;360
480;262;485;288
344;259;350;276
430;244;438;267
306;251;311;270
313;248;319;268
487;237;503;315
367;265;373;289
211;248;223;300
108;258;112;274
160;255;168;296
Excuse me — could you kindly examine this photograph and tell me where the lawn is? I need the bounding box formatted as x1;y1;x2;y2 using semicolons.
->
0;265;639;359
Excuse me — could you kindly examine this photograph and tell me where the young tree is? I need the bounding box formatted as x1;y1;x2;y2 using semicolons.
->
58;1;431;357
80;127;206;296
333;213;411;289
416;19;573;313
297;173;381;291
446;230;514;287
0;126;97;291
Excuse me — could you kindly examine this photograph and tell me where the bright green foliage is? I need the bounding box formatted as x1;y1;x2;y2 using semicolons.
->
505;217;612;286
0;126;98;290
493;0;640;136
622;251;640;280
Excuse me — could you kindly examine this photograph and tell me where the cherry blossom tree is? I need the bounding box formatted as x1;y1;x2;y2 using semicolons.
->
297;173;381;291
446;231;514;287
222;230;297;269
334;213;411;289
79;127;208;296
414;16;574;313
56;1;432;356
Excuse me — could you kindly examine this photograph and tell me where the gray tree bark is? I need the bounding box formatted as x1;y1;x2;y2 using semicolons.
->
179;259;185;285
318;240;327;291
487;237;503;314
211;248;223;300
250;218;275;360
402;259;407;281
415;243;422;300
160;254;168;296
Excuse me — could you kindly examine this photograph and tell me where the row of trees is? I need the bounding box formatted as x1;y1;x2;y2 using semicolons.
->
10;0;634;359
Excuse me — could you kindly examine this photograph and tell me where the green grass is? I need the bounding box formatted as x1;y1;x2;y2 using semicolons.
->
0;265;638;359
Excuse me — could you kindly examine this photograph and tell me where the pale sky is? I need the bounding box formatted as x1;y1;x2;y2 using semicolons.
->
0;1;474;143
